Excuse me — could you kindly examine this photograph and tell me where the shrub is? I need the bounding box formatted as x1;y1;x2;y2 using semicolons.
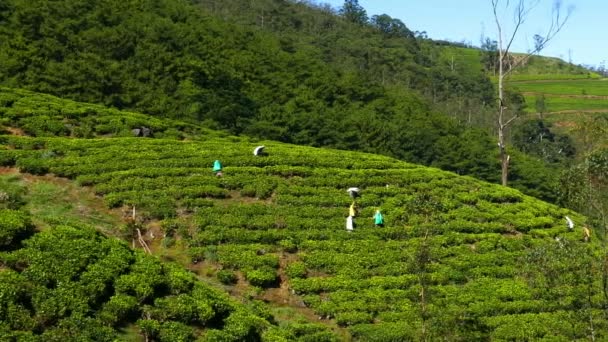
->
335;311;374;326
19;115;69;136
285;262;307;279
15;157;48;175
279;239;297;253
0;150;16;166
245;267;278;288
0;209;34;249
160;218;188;237
158;321;195;342
0;175;26;209
98;294;138;326
217;270;238;285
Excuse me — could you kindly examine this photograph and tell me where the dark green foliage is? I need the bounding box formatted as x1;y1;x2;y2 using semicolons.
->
0;0;559;195
512;119;576;164
339;0;368;25
217;270;237;285
0;209;33;249
370;14;414;39
558;148;608;229
480;37;498;74
0;175;26;209
97;294;138;326
0;224;306;340
15;156;49;175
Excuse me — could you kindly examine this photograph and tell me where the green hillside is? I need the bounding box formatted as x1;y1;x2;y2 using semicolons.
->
514;79;608;113
0;0;521;192
472;44;606;117
482;53;607;116
432;45;601;114
1;92;605;340
2;0;591;204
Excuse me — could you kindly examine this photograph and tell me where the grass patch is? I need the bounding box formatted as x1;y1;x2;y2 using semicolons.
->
507;73;600;81
438;46;484;75
512;79;608;96
23;177;122;233
524;95;608;113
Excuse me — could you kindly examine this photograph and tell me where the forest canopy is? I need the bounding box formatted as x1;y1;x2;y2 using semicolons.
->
0;0;565;200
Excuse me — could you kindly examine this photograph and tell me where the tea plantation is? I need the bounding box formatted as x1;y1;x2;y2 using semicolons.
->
0;218;335;341
1;118;606;340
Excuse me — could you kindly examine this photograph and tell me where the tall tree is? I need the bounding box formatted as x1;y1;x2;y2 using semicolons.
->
370;14;414;39
480;37;498;75
339;0;367;25
491;0;572;186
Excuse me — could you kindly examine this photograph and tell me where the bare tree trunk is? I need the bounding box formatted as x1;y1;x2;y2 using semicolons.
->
497;34;509;186
491;0;571;187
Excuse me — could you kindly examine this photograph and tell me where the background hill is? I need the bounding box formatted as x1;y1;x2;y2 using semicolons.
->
0;0;573;202
1;90;606;341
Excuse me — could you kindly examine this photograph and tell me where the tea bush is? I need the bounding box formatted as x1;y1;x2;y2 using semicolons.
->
0;133;601;339
0;209;34;249
0;224;315;340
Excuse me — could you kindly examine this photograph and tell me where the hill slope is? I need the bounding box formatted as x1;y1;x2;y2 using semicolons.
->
0;0;513;190
1;95;605;340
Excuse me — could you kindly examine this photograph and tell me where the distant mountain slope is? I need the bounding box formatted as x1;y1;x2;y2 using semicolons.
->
1;96;604;341
514;78;608;114
446;42;603;116
480;54;606;116
0;0;512;188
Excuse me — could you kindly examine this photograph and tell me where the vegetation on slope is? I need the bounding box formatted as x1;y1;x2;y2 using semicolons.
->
0;176;338;341
0;0;493;130
1;120;604;340
0;86;567;204
0;0;517;188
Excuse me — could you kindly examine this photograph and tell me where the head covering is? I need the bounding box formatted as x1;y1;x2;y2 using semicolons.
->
253;145;265;156
347;187;360;198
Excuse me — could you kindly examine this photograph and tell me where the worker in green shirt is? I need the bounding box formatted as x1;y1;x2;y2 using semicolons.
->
373;209;384;227
213;160;223;177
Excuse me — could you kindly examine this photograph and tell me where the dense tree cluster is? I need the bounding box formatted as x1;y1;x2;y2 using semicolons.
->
0;0;569;200
0;3;489;163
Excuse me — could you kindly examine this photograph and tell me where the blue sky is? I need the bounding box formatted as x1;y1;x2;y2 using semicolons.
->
317;0;607;68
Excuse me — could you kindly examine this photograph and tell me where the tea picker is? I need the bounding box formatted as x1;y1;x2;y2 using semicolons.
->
565;216;574;230
374;209;384;227
345;187;360;232
212;160;223;177
346;215;354;232
583;226;591;242
347;187;360;199
349;202;357;217
253;145;266;156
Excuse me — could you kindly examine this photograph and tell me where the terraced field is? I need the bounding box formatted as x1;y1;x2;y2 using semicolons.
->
1;129;605;340
509;77;608;115
1;87;606;340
